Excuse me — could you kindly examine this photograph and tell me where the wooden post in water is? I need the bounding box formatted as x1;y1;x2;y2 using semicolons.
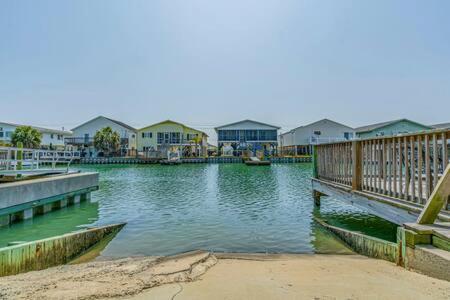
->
312;145;318;179
352;141;362;191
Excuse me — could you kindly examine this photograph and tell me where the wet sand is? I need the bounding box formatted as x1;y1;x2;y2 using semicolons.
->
1;252;449;300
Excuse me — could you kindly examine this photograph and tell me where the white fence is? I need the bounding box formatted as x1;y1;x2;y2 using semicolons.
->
0;147;81;171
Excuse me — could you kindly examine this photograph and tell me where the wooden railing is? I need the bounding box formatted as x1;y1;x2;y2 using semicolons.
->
314;129;450;207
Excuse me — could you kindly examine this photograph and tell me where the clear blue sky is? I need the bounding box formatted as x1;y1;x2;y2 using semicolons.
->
1;0;449;140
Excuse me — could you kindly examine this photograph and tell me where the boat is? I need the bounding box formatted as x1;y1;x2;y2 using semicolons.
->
160;159;182;165
245;157;271;166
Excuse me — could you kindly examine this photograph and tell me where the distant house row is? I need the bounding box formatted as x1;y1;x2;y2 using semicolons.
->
67;116;208;158
279;118;444;156
1;117;449;157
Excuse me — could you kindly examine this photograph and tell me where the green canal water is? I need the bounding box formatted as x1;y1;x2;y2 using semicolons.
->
0;164;398;257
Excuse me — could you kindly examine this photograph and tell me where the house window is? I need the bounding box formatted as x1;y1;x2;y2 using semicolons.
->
313;131;321;136
187;133;198;141
170;132;180;144
158;132;180;144
51;134;54;139
258;130;277;141
0;131;3;138
142;132;153;138
218;130;238;141
245;130;258;141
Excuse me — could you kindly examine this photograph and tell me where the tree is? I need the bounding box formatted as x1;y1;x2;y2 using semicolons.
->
94;127;120;157
189;134;204;157
11;126;42;148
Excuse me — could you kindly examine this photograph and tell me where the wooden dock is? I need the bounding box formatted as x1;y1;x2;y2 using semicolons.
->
312;129;450;224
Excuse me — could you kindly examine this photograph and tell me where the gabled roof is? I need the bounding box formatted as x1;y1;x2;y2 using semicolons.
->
0;121;71;135
138;120;208;137
71;116;136;132
279;118;354;137
355;118;432;133
214;119;280;130
430;122;450;129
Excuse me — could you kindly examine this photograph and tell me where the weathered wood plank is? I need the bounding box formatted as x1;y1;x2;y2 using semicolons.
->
393;138;398;197
382;139;387;194
425;134;431;199
433;133;438;190
399;137;404;199
418;135;423;204
404;136;410;201
410;136;416;202
352;141;362;191
387;139;391;195
443;132;448;170
417;164;450;224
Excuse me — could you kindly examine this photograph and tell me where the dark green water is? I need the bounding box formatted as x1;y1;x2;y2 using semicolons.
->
0;164;397;257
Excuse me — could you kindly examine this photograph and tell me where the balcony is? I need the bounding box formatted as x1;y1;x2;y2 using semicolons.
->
66;137;129;146
65;137;94;145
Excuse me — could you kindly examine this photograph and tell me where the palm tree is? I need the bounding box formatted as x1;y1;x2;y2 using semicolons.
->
189;135;203;157
11;126;42;148
93;127;120;157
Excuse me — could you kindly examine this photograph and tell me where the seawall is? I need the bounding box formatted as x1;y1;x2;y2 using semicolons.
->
313;217;398;263
0;223;125;277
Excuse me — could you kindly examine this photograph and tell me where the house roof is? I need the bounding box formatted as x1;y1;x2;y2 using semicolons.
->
138;120;208;137
355;118;432;133
0;121;71;135
214;119;281;130
279;118;354;137
430;122;450;129
71;116;136;132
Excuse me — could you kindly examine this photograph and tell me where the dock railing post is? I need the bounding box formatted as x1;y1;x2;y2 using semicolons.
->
352;140;362;191
313;145;318;179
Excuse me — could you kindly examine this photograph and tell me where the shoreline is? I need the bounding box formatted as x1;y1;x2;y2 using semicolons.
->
1;251;449;300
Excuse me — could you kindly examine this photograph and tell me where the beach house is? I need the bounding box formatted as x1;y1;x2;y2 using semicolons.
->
67;116;137;157
215;120;280;156
0;121;72;149
137;120;208;157
430;122;450;130
278;119;355;155
355;119;432;139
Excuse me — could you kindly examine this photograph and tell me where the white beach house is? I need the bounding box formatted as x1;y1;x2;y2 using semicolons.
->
67;116;137;157
279;119;355;155
0;121;72;149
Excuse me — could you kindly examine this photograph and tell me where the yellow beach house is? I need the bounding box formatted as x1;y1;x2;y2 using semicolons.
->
137;120;208;157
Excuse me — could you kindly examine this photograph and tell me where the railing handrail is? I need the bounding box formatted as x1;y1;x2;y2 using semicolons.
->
0;146;81;171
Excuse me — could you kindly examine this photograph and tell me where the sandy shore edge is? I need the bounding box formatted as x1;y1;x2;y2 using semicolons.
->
1;251;449;300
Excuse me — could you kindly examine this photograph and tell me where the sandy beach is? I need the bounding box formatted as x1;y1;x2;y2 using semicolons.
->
0;251;449;300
